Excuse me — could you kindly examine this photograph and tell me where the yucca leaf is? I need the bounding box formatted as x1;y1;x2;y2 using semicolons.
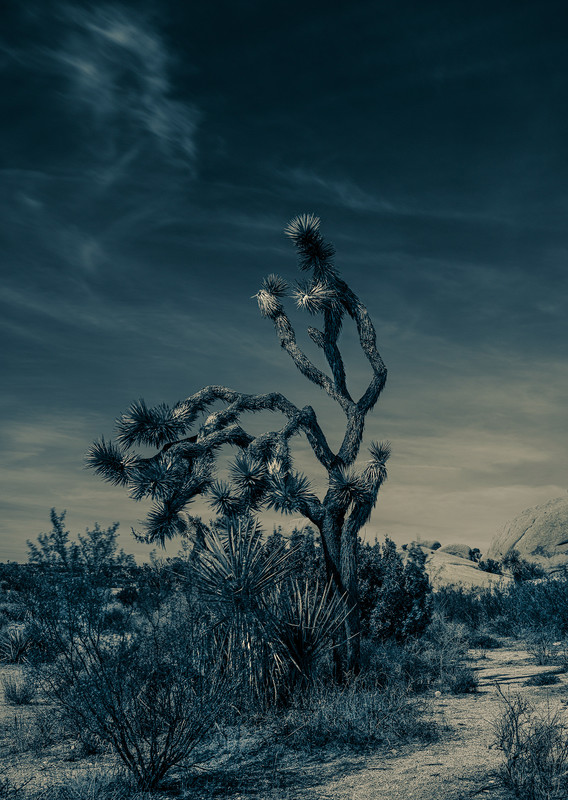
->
229;452;268;494
193;517;294;615
115;399;190;449
128;455;183;501
292;280;336;315
207;480;243;517
284;214;336;275
85;438;138;486
254;288;283;319
261;273;288;297
364;440;391;484
284;213;321;241
265;470;314;514
271;579;351;682
329;467;371;507
141;496;190;545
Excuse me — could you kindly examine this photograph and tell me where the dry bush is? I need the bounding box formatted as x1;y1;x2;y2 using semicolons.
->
274;681;436;750
494;686;568;799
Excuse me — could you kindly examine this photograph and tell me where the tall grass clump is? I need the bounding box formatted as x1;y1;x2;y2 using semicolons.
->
275;680;436;750
2;672;36;705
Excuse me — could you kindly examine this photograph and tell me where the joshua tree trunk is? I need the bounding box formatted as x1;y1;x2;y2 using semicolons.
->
87;215;389;676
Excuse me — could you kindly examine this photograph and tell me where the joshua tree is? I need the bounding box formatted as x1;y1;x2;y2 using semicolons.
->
87;214;389;671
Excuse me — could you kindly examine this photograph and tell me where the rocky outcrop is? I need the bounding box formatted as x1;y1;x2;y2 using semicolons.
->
439;543;473;560
417;548;511;590
486;496;568;567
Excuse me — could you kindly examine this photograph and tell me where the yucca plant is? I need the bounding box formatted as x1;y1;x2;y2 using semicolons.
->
0;627;33;664
271;579;352;696
191;516;296;709
88;215;390;673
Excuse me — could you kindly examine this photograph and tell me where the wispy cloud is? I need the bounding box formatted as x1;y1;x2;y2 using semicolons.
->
279;167;396;214
51;4;199;171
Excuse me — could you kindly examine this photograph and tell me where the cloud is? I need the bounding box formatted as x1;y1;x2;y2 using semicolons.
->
280;167;396;214
50;4;199;171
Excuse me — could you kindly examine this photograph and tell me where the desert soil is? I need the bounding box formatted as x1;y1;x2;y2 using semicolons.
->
281;639;568;800
2;639;568;799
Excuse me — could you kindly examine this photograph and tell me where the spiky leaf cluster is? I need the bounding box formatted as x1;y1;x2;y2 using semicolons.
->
272;579;350;683
292;280;337;315
85;438;139;486
139;495;191;545
229;452;268;506
128;455;183;501
261;273;288;297
135;458;212;544
329;467;371;507
265;469;314;515
284;214;336;276
255;288;283;319
192;516;293;614
207;480;244;517
364;441;391;485
116;399;195;449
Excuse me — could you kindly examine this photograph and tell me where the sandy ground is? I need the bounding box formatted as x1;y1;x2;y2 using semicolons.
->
287;640;568;800
1;640;568;798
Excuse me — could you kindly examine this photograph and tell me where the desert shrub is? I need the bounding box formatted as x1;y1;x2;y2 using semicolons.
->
38;603;228;790
419;612;477;693
274;681;436;750
358;638;434;694
436;577;568;640
2;672;36;705
491;578;568;638
433;584;489;629
445;665;478;694
502;550;546;582
0;602;26;624
115;585;139;607
525;672;561;687
358;614;476;696
8;708;64;754
523;627;563;666
27;509;136;587
468;629;501;649
359;538;432;642
101;602;131;633
494;687;568;799
478;558;502;574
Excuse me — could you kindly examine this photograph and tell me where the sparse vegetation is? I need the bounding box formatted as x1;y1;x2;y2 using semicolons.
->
2;672;36;705
5;509;568;796
494;687;568;799
274;681;436;750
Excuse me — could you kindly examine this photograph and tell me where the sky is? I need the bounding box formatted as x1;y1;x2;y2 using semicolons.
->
1;0;567;561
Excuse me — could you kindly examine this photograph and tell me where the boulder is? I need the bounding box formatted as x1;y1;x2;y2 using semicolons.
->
415;548;511;590
439;543;473;560
486;496;568;573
